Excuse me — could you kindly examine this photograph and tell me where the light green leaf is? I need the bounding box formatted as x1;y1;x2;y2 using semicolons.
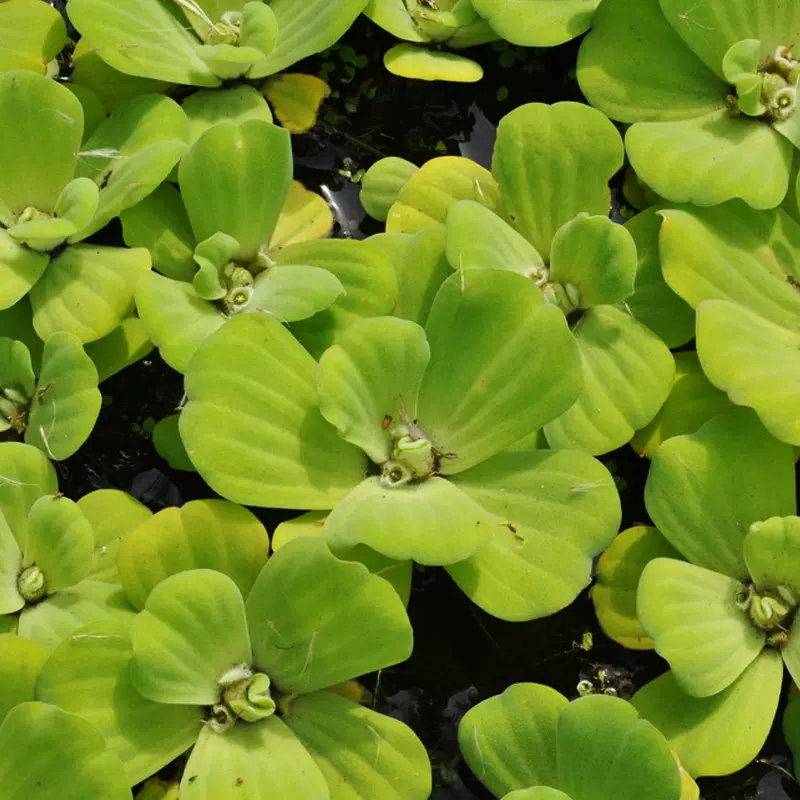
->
153;415;197;472
0;634;47;724
0;0;67;74
658;0;800;79
360;157;419;222
784;690;800;767
0;702;132;799
696;300;800;445
459;683;566;797
492;102;623;257
18;579;136;652
284;691;431;799
77;140;188;241
445;200;544;276
557;694;681;800
179;119;291;261
0;336;35;400
182;84;272;145
638;558;764;697
22;495;93;594
247;264;344;321
78;489;152;584
84;317;155;383
26;332;101;460
132;569;251;706
180;312;366;508
135;272;225;374
79;76;189;180
549;215;637;308
248;0;368;77
241;1;278;58
0;70;83;217
632;651;783;777
181;715;328;799
743;516;800;600
0;229;49;310
30;244;151;344
473;0;599;46
119;499;269;611
0;514;22;614
721;39;761;84
626;111;793;209
120;183;196;281
37;621;202;787
0;300;41;371
67;84;106;141
504;790;570;800
592;526;684;650
246;537;412;694
192;231;238;300
631;351;734;458
317;317;430;463
324;476;495;567
54;177;100;234
70;37;172;113
543;305;675;455
7;216;77;253
384;44;484;82
276;238;399;359
451;446;620;554
0;442;57;547
658;202;800;325
576;0;726;122
645;408;796;577
386;156;499;235
394;226;451;326
196;43;263;81
419;270;580;474
272;512;412;606
363;0;426;41
446;521;600;622
67;0;219;86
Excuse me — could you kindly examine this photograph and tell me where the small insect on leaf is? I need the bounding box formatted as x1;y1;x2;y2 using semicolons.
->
36;381;55;403
381;414;393;430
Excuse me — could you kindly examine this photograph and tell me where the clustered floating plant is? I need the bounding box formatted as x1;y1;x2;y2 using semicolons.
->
1;0;800;797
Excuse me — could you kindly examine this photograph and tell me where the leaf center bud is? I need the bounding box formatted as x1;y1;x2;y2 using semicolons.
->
735;583;797;642
17;565;46;603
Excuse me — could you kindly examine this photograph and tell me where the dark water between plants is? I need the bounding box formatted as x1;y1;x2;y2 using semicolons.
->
54;14;800;800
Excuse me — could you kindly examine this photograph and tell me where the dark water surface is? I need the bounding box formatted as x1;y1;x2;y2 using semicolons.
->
51;10;800;800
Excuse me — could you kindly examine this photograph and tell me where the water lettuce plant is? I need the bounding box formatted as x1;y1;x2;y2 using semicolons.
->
0;70;188;345
177;267;622;621
365;102;675;454
0;0;67;74
459;682;695;800
67;0;368;86
637;201;800;447
126;115;393;371
36;536;432;797
0;450;144;651
365;0;601;81
0;333;101;460
578;0;800;208
600;408;797;777
0;702;131;799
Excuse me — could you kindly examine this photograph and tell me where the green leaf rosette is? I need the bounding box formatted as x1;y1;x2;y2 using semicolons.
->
178;266;622;622
459;683;686;800
578;0;800;208
37;536;431;797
